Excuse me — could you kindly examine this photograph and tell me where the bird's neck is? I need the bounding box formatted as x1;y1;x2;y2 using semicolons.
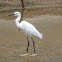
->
16;15;21;22
15;15;21;28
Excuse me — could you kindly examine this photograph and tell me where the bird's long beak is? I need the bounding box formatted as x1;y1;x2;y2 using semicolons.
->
8;13;15;16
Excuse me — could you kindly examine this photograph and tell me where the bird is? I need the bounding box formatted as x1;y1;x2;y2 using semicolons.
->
8;11;43;56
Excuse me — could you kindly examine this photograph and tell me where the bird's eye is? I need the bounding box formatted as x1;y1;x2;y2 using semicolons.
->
15;13;17;14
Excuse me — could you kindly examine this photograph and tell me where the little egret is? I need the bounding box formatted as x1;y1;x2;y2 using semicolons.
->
9;12;43;56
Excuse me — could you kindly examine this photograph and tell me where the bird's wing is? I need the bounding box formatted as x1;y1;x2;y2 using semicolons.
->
20;21;43;39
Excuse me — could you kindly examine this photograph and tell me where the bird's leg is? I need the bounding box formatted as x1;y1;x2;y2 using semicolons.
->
20;36;30;56
30;37;37;56
31;37;35;53
26;36;29;53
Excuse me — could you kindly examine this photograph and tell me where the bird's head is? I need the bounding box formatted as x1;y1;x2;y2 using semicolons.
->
8;11;21;16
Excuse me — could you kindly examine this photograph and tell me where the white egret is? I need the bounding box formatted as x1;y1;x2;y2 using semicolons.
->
9;12;43;56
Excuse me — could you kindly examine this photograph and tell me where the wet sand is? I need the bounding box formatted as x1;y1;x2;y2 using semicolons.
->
0;9;62;62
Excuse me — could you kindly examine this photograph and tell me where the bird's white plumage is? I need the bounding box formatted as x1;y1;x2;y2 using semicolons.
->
14;12;43;39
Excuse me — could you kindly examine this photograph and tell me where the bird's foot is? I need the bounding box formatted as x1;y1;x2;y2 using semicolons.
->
19;53;30;56
30;53;37;56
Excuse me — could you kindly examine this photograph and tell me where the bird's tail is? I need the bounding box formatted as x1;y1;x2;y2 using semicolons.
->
34;31;43;39
38;33;43;39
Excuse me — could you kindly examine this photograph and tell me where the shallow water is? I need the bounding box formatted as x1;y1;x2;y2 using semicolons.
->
0;10;62;62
